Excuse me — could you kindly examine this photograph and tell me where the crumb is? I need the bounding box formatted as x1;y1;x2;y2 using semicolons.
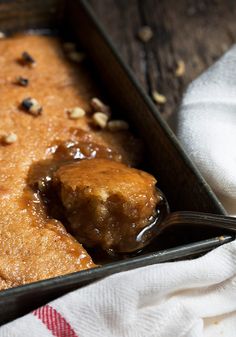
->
0;31;5;39
138;26;153;42
2;132;18;145
107;120;129;132
152;90;167;104
91;97;111;116
175;60;185;77
92;112;109;128
67;107;86;120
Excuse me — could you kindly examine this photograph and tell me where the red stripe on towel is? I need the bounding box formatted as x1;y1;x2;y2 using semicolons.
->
33;305;78;337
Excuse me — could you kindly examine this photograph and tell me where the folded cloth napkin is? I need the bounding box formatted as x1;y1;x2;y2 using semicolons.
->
1;240;236;337
169;45;236;215
2;47;236;337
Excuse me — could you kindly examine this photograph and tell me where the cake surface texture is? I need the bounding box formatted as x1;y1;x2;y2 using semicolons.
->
0;34;141;290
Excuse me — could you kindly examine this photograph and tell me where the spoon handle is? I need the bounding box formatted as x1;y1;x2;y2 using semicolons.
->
162;211;236;233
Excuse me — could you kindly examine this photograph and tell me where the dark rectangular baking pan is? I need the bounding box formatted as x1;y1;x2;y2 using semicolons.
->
0;0;234;325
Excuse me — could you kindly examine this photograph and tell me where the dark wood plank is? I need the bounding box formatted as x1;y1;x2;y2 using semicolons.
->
89;0;148;90
90;0;236;119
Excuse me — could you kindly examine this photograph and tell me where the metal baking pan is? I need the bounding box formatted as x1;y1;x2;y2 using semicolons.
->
0;0;234;325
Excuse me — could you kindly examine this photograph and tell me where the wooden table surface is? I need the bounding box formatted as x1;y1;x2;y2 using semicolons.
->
90;0;236;119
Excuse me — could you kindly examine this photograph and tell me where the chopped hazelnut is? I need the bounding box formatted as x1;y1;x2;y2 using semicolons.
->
21;51;36;66
152;90;167;104
3;132;17;145
107;120;129;132
90;97;111;116
15;76;29;87
175;60;185;77
138;26;153;43
68;51;85;63
21;97;42;116
92;112;109;129
68;107;86;120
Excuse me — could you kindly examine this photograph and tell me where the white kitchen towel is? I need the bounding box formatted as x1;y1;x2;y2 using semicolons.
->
2;45;236;337
1;239;236;337
169;45;236;215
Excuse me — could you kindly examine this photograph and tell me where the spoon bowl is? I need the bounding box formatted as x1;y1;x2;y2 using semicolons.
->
119;188;236;254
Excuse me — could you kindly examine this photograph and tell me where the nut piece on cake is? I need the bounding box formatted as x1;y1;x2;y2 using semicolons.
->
54;158;162;253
